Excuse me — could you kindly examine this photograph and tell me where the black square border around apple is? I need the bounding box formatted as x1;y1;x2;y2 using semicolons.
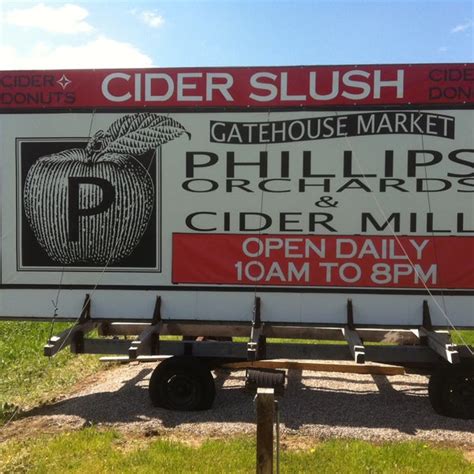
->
15;138;161;273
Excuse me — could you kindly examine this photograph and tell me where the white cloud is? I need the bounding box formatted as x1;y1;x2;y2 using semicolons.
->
451;20;473;34
0;36;153;69
131;9;165;28
141;11;165;28
4;3;94;34
438;46;448;52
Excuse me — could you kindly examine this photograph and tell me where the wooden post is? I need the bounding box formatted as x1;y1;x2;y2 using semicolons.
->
256;387;274;474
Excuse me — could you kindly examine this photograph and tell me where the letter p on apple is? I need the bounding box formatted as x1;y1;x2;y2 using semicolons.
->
68;177;115;241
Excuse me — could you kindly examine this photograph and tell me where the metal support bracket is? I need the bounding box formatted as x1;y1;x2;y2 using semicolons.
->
422;299;433;331
44;294;96;356
342;299;365;364
128;296;162;360
417;300;460;364
248;296;266;361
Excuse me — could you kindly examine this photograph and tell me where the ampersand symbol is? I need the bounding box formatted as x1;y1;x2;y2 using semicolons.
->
315;195;339;208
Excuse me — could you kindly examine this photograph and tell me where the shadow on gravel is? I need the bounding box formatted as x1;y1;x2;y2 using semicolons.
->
24;367;473;435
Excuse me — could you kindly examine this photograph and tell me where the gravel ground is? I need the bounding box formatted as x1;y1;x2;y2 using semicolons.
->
1;362;473;447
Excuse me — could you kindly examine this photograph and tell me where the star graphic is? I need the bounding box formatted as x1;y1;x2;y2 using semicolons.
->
57;74;72;89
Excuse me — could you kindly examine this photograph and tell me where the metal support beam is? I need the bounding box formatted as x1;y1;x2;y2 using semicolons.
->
81;338;131;355
44;294;95;356
248;297;266;361
343;299;365;364
128;296;162;359
67;337;449;368
248;327;264;361
346;298;355;330
96;321;419;344
342;327;366;364
422;299;432;331
44;321;96;356
418;300;459;364
418;327;460;364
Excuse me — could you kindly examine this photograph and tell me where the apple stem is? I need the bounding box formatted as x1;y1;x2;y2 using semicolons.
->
86;130;108;162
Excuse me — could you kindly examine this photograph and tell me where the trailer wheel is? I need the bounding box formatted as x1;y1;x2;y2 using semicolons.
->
428;365;474;419
149;356;215;411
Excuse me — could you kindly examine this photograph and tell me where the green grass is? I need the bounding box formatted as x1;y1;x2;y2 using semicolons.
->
0;321;102;424
0;428;472;473
452;330;474;347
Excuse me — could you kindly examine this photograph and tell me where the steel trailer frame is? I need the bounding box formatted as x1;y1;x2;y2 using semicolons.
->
44;293;474;418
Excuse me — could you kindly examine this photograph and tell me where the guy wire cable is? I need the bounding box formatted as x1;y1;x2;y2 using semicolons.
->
49;111;159;356
417;109;472;349
252;110;272;309
2;110;100;430
334;110;473;354
418;110;449;333
11;109;150;427
48;109;97;346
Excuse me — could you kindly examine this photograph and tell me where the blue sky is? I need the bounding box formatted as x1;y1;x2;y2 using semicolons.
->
0;0;472;69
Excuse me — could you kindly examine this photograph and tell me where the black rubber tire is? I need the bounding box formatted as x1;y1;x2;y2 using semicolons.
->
428;365;474;420
149;356;216;411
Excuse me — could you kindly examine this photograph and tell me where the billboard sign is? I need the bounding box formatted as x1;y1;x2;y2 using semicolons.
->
0;64;472;327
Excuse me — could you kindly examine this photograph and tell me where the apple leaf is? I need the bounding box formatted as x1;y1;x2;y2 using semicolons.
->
101;113;190;156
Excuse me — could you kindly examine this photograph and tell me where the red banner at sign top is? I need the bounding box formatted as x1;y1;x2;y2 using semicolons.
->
1;64;473;110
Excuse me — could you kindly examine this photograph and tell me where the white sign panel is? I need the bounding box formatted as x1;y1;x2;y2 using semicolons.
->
0;109;472;327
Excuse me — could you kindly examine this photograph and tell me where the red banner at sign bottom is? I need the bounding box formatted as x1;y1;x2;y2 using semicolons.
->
172;234;474;289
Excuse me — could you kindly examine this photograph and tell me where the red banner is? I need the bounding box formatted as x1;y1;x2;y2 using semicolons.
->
1;64;473;110
172;234;474;288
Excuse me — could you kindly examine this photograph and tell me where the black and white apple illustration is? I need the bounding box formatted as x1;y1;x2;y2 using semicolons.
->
23;113;189;266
